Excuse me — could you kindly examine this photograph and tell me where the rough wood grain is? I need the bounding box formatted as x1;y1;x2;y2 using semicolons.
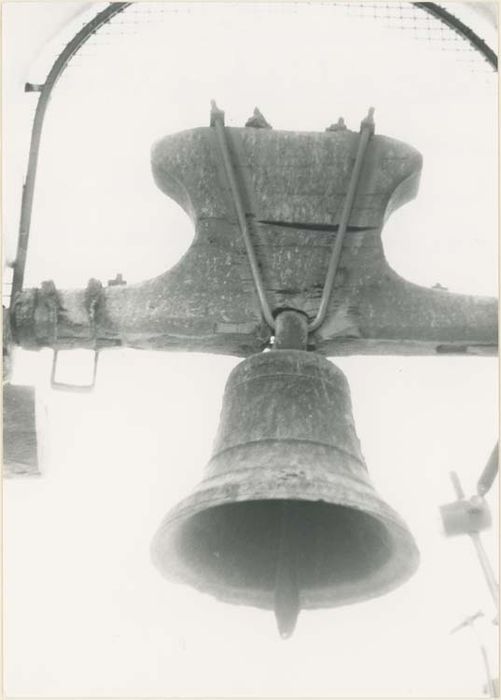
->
11;126;497;356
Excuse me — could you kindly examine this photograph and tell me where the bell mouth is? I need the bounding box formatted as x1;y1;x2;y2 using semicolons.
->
152;496;419;611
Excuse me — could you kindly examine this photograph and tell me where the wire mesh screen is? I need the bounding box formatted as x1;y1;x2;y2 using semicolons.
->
51;2;497;79
344;2;496;72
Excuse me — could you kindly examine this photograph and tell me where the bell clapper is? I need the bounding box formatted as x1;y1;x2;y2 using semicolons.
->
274;501;301;639
270;310;307;639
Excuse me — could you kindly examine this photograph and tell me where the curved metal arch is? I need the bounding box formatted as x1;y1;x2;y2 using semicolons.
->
413;2;498;70
11;2;131;301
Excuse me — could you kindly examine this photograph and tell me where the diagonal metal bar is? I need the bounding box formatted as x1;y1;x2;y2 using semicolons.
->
477;443;499;497
308;108;375;332
211;101;276;330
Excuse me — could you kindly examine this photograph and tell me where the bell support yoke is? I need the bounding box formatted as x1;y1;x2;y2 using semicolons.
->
11;111;497;357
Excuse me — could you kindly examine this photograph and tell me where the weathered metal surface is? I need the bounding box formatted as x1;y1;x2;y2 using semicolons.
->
3;384;40;477
11;125;497;356
151;350;419;635
274;310;309;351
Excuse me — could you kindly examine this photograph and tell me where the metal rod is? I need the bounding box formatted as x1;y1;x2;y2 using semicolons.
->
479;641;496;698
452;613;497;697
470;619;497;698
450;470;466;499
211;102;276;330
308;108;375;332
477;443;498;497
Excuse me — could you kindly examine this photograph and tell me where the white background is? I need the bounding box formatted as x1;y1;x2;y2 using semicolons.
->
3;2;499;697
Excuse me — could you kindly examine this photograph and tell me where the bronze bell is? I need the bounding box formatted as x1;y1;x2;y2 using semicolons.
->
151;349;419;638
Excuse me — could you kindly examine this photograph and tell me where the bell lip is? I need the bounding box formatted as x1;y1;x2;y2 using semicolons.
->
151;467;420;612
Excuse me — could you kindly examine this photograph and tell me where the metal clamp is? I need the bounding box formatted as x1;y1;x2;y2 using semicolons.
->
50;278;104;392
39;280;60;344
441;470;499;612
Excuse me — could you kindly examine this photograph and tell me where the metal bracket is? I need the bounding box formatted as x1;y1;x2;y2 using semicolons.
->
441;470;499;612
50;278;104;392
50;348;100;392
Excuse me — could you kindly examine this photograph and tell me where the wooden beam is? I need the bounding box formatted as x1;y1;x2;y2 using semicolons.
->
11;126;497;357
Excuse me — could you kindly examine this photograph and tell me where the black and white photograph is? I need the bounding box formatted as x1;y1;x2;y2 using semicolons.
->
2;1;498;697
